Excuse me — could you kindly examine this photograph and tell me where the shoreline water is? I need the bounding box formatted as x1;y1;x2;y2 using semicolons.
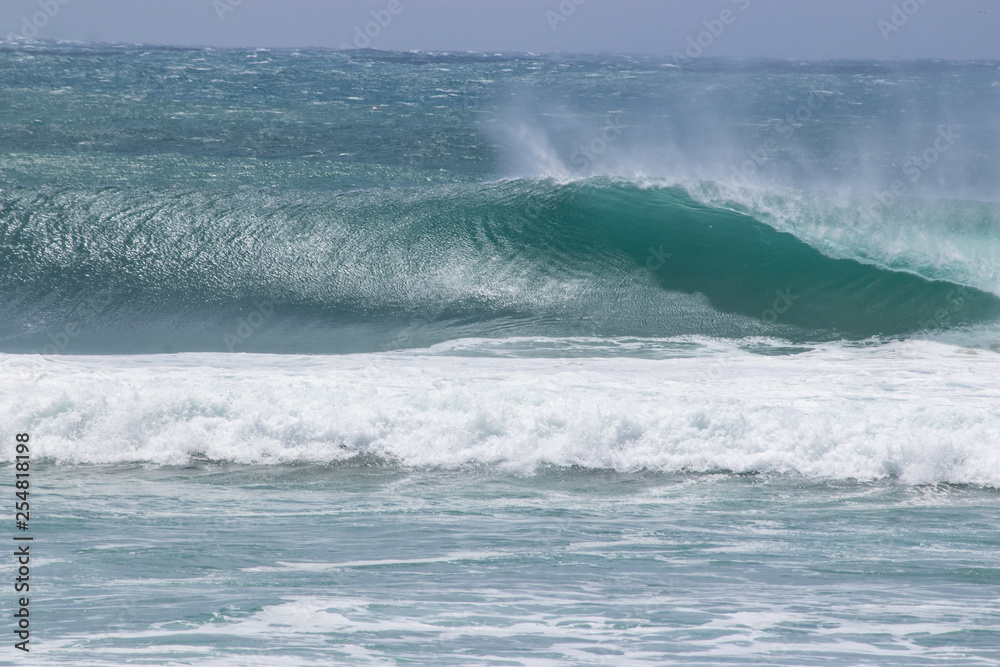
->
14;463;1000;665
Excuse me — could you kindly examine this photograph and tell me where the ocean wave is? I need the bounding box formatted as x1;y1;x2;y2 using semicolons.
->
1;179;999;353
2;340;999;484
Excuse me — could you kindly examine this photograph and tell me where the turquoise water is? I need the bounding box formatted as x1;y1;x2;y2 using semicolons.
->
3;42;1000;664
3;46;1000;353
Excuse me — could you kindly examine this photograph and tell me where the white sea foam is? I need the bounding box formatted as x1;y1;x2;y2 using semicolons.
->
43;592;995;667
2;339;999;484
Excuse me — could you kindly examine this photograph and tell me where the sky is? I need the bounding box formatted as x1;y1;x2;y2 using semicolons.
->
1;0;998;60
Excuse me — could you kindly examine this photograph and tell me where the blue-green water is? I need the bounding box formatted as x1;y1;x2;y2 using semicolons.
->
32;465;1000;666
2;42;1000;664
3;46;1000;354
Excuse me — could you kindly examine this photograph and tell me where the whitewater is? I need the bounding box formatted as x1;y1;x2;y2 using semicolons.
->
1;42;999;665
3;338;1000;484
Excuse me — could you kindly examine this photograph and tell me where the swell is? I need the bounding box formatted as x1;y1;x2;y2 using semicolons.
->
1;179;998;353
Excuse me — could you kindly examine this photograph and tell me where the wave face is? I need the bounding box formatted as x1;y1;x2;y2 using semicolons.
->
2;179;999;353
3;45;1000;353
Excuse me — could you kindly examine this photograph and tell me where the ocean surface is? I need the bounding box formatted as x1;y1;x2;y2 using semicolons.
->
1;42;999;665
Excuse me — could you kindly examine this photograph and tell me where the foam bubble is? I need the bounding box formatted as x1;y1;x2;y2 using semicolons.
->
2;340;998;485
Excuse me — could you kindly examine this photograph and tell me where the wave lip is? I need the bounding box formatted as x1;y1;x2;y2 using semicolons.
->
3;340;999;485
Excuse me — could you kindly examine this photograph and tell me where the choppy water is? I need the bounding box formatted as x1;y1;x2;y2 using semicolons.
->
31;464;1000;666
2;41;1000;664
